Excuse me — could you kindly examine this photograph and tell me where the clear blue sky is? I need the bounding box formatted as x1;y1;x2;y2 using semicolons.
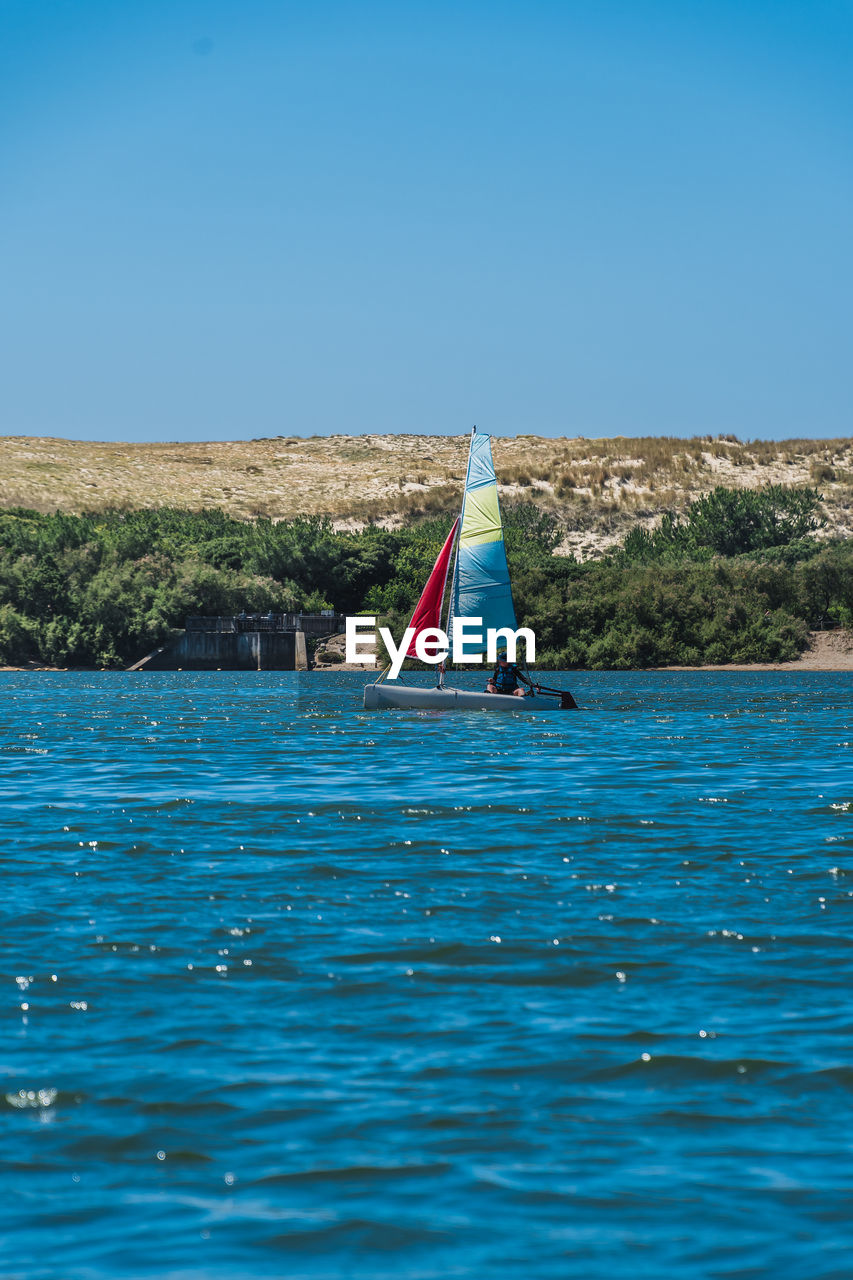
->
2;0;851;441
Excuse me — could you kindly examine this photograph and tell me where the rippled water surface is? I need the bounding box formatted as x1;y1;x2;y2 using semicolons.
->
3;670;853;1279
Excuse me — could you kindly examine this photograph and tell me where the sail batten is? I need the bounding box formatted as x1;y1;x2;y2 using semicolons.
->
449;433;517;638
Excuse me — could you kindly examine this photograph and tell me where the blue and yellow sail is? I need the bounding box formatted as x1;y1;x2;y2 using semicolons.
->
449;431;518;636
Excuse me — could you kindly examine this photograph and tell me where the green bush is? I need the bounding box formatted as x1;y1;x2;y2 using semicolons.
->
0;604;35;665
0;488;848;670
620;485;823;562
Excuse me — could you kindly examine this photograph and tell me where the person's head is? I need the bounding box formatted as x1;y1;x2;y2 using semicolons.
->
497;648;509;664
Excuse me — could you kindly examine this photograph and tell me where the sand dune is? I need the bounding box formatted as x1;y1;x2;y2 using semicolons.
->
2;432;852;561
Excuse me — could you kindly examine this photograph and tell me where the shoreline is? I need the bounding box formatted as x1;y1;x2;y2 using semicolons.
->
4;631;852;676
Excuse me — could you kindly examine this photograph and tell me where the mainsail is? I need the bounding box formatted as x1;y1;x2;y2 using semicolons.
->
405;516;459;658
449;432;518;636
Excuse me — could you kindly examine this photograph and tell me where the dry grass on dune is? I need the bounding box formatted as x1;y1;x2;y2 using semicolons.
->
2;433;852;560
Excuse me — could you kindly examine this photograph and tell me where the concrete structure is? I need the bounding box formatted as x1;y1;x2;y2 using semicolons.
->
129;614;344;672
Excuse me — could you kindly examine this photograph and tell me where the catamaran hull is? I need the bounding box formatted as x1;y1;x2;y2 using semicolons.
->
364;683;544;711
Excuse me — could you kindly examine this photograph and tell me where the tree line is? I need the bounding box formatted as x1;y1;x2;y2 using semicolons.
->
0;486;850;668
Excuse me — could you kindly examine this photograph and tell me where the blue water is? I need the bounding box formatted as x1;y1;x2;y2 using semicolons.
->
3;670;853;1280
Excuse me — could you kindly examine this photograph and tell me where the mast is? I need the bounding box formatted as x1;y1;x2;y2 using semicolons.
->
443;426;476;646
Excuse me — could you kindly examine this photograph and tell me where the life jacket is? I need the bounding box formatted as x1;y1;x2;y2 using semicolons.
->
492;662;520;693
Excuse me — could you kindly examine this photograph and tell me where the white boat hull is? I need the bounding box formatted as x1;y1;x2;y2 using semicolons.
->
364;683;546;711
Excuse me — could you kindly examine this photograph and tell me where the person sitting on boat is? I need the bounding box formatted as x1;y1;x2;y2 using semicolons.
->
486;650;532;697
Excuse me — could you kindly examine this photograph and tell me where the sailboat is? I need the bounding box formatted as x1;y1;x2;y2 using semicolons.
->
364;430;577;711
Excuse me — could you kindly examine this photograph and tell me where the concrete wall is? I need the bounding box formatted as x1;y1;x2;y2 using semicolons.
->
136;629;302;671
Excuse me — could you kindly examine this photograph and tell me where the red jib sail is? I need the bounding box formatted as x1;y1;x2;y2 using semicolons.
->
405;517;459;658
